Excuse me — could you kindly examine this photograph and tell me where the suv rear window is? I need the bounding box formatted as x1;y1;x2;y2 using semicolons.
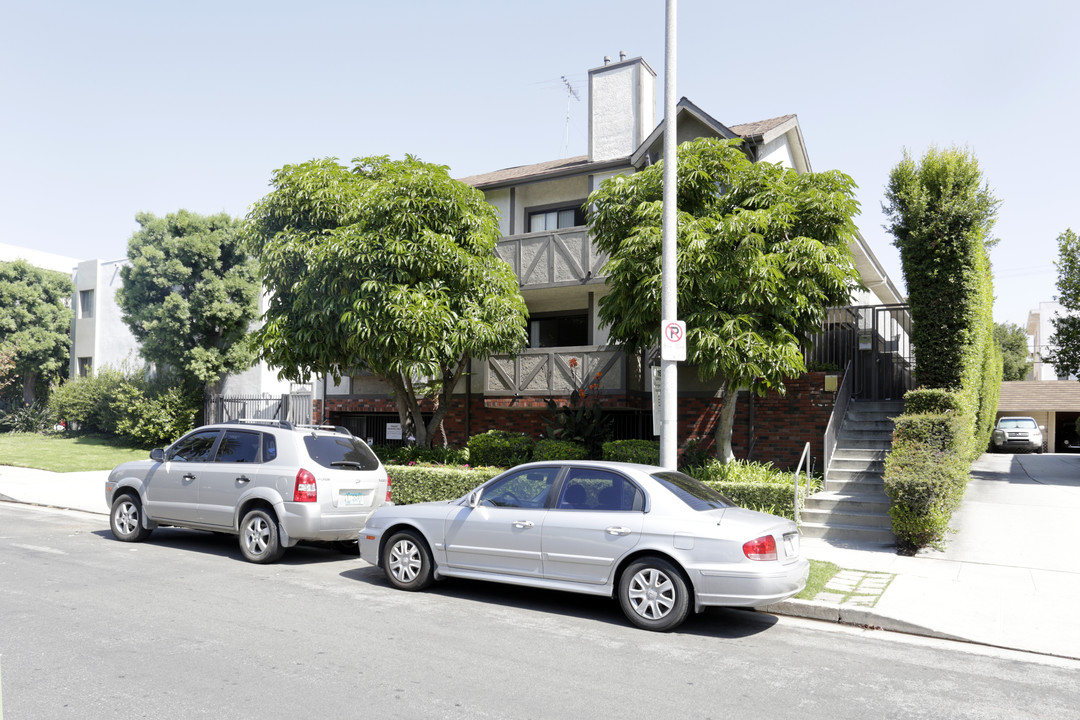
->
303;434;380;470
651;470;734;511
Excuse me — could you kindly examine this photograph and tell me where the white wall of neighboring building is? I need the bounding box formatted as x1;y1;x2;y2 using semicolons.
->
1028;301;1071;380
0;242;79;275
70;258;141;377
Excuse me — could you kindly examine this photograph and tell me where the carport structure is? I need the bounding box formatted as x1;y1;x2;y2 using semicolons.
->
997;381;1080;452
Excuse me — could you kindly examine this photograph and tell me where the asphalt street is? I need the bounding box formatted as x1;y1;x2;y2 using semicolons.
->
1;504;1078;720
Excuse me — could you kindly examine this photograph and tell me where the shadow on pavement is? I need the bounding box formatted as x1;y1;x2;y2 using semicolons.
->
90;526;359;565
341;565;779;639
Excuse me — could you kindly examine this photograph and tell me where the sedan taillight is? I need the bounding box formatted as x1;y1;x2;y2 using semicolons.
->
293;469;317;502
743;534;778;561
386;474;392;503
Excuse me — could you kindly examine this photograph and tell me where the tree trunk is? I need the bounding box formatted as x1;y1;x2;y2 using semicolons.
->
22;373;36;405
713;381;738;464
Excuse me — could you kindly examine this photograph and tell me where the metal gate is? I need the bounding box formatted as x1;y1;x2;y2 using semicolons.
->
805;304;914;401
203;390;313;427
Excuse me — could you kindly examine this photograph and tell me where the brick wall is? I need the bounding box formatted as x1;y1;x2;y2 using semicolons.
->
318;370;838;471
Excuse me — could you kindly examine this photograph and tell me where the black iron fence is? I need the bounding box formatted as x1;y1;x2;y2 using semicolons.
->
804;304;914;401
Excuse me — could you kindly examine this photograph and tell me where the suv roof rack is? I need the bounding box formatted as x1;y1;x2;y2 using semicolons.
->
226;419;294;430
296;423;353;437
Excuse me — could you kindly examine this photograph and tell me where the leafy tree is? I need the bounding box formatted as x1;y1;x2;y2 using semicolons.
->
116;210;260;397
994;322;1031;381
883;146;1001;457
1045;229;1080;379
246;155;528;449
883;146;1000;390
0;260;73;404
588;138;862;462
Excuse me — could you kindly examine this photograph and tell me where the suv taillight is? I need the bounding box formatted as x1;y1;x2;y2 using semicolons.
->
743;535;777;561
293;469;317;502
386;474;392;503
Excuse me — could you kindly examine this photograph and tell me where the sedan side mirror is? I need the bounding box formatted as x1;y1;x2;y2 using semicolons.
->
1040;425;1046;432
467;491;481;509
150;448;165;462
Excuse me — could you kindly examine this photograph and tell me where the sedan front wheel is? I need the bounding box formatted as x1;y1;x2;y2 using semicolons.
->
110;494;152;543
618;557;690;632
382;530;434;591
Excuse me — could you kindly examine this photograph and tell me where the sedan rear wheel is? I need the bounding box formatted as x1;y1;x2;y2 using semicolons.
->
382;530;434;591
619;557;690;632
110;494;152;542
239;508;286;564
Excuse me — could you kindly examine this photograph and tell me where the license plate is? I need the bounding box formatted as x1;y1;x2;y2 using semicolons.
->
342;491;364;506
783;532;799;557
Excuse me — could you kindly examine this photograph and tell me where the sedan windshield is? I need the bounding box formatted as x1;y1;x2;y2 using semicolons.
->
651;471;734;511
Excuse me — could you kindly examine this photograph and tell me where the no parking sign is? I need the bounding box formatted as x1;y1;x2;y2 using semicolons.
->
661;319;686;362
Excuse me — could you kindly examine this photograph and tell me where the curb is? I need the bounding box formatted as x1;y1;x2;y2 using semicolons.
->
758;598;966;642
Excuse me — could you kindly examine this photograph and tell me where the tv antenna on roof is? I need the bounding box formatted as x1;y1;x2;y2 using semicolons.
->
562;75;580;158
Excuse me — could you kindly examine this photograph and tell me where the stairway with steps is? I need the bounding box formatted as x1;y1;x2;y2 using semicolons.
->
800;399;904;546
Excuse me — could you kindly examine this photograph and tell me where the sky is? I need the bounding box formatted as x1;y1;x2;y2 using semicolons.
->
2;0;1078;331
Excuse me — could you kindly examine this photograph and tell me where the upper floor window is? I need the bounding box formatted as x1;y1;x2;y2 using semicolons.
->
79;290;94;318
529;313;588;348
527;204;585;233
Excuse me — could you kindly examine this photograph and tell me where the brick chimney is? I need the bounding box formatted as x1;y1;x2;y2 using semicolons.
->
588;54;657;163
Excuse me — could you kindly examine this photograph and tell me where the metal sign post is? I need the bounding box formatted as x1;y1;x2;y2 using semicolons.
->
660;0;679;469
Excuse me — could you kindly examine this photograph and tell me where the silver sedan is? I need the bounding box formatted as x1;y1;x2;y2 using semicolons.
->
359;461;808;631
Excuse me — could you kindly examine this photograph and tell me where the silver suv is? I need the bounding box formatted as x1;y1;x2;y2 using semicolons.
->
991;416;1045;454
105;421;390;563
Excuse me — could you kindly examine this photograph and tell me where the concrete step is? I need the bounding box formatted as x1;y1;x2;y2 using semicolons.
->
825;478;885;493
798;521;896;544
804;491;890;514
832;437;892;450
848;401;905;414
800;508;893;529
838;428;893;441
831;448;888;462
829;458;886;472
841;419;896;432
828;467;884;481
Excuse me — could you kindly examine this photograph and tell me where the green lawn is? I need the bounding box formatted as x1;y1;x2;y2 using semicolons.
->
0;433;149;473
797;559;840;600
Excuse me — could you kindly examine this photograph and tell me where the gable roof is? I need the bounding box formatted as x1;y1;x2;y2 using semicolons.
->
461;101;809;190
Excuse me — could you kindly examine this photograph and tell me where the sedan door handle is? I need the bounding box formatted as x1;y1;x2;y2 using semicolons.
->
183;473;196;481
512;520;535;529
236;476;250;484
606;526;632;536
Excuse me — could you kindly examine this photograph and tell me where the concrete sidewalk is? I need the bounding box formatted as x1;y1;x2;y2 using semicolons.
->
766;452;1080;660
1;454;1078;659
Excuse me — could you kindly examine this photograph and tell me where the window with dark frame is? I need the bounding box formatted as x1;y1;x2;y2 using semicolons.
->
527;204;585;233
528;313;588;348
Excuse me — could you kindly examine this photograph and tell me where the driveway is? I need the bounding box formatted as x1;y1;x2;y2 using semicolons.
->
924;452;1080;575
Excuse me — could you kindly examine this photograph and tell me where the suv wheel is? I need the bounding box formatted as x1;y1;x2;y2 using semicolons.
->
239;508;286;564
110;494;153;542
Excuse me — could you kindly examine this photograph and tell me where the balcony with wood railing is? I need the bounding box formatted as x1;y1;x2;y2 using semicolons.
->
495;227;609;290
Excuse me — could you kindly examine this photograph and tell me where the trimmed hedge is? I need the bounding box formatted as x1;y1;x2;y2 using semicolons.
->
602;439;660;465
467;430;534;467
533;439;588;461
902;388;963;416
892;412;971;456
883;442;968;553
385;464;503;505
686;459;817;521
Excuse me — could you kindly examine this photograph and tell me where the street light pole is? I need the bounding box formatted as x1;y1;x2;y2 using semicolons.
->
660;0;679;469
